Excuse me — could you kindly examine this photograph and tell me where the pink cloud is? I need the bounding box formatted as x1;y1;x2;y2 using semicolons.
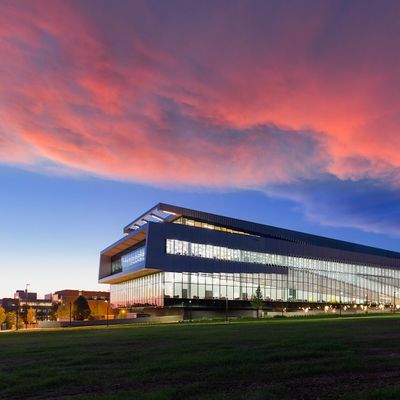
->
1;0;400;193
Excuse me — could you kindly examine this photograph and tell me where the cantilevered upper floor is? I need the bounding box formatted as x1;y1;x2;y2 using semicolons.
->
98;203;400;284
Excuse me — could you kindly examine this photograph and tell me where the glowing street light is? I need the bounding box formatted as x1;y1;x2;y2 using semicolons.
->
105;300;109;327
339;292;343;317
15;293;20;331
69;302;72;327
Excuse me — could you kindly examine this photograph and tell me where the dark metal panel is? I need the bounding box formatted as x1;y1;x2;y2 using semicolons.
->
158;203;400;261
145;221;400;271
145;222;287;274
99;253;112;280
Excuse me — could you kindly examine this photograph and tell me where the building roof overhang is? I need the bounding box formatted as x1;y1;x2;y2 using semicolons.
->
101;225;147;257
123;203;178;234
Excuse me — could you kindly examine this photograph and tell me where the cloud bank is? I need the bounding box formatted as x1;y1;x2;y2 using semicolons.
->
1;0;400;234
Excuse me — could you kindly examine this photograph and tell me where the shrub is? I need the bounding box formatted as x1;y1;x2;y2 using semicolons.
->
0;306;6;325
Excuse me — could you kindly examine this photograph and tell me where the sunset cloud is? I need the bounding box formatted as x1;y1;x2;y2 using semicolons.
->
1;0;400;234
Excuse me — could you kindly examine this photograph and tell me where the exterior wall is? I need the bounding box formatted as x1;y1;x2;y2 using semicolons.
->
165;241;400;304
145;221;400;270
148;203;400;260
102;206;400;311
99;226;147;280
145;222;287;274
109;268;400;309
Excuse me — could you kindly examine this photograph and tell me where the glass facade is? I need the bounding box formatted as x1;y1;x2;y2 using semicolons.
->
164;271;286;301
110;268;400;307
121;246;145;269
111;245;145;275
104;207;400;310
110;272;163;308
174;217;258;237
166;239;400;304
111;259;122;274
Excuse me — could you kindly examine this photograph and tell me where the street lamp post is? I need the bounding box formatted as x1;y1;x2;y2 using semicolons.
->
225;297;228;322
105;300;109;327
69;302;72;327
286;271;290;316
57;299;62;321
25;284;30;329
339;292;343;317
15;295;20;331
188;300;192;321
25;283;30;304
394;291;397;314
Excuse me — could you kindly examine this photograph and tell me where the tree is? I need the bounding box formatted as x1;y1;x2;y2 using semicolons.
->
54;303;71;320
5;311;24;329
73;296;91;321
251;286;263;319
0;306;6;325
6;311;15;329
49;303;59;321
26;307;36;326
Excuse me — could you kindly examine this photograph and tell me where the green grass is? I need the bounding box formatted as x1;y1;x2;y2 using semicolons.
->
1;316;400;399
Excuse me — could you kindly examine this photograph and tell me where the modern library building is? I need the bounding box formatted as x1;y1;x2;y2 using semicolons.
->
99;203;400;316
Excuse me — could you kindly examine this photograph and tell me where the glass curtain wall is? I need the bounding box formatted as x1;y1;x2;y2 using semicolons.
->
166;239;400;304
173;217;258;236
164;272;286;301
109;239;400;308
111;245;145;275
110;272;163;308
111;269;400;308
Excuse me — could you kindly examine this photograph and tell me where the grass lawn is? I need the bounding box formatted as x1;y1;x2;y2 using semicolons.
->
1;315;400;399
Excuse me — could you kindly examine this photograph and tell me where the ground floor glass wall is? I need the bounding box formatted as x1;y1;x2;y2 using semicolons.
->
164;272;286;301
165;269;400;305
110;273;163;308
110;266;400;308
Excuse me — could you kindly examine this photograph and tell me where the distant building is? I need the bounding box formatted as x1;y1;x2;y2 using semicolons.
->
1;298;18;313
46;290;110;319
15;290;38;302
2;291;54;321
51;289;109;303
99;203;400;318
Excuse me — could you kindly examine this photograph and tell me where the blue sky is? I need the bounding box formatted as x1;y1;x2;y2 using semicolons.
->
1;165;400;298
1;1;400;297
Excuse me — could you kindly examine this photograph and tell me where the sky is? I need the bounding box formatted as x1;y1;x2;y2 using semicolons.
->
1;0;400;298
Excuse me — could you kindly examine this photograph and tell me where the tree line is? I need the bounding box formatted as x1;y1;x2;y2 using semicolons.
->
0;295;93;329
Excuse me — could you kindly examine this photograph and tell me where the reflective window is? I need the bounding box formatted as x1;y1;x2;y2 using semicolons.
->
165;239;400;305
121;246;145;270
110;272;163;308
111;259;122;274
173;217;258;237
